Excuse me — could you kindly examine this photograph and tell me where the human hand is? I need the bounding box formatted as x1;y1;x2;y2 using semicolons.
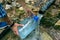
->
11;23;24;35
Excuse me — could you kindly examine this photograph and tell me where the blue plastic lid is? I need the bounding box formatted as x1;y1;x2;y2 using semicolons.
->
0;22;7;28
33;16;39;22
0;3;7;18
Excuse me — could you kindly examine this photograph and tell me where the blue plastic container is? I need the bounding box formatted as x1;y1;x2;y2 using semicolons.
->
18;14;43;39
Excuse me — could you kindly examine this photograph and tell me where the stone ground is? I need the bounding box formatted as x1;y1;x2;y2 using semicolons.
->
0;0;60;40
1;27;53;40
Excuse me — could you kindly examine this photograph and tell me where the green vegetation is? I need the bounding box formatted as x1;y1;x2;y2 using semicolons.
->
57;12;60;19
54;25;60;30
40;9;60;29
40;12;55;28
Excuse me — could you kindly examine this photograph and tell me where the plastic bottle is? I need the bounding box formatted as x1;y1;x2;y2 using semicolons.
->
18;15;39;39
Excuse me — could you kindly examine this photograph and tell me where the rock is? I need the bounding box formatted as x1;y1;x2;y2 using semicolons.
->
12;1;16;7
55;20;60;25
19;7;24;10
48;28;60;40
5;4;12;10
51;9;58;16
16;3;21;8
41;32;53;40
55;0;60;5
25;0;30;3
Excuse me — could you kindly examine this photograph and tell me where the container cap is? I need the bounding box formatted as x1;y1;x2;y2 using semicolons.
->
33;16;39;22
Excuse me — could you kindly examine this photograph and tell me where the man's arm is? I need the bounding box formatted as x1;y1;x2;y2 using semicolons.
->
17;0;34;14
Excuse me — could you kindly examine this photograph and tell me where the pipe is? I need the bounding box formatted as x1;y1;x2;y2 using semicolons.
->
39;0;56;14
